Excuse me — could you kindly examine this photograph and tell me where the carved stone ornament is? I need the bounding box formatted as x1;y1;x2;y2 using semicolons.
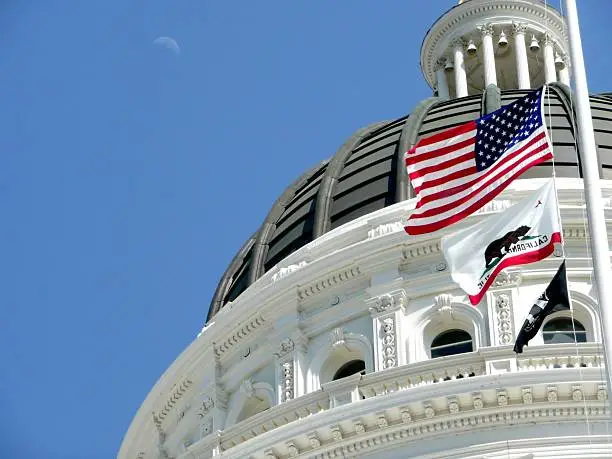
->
371;294;395;314
331;425;343;442
448;398;460;414
522;387;533;404
308;433;321;448
451;37;465;49
377;413;388;429
512;22;528;35
354;421;366;434
495;293;513;345
424;403;435;419
434;57;447;72
434;293;453;315
381;317;398;369
196;396;214;419
497;390;508;407
264;449;278;459
473;394;484;410
572;385;584;401
547;386;559;403
400;409;412;423
281;361;294;402
274;338;295;359
479;23;494;37
597;385;608;401
286;441;299;458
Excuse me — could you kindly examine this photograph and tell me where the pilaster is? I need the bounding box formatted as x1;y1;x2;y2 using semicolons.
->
367;289;408;371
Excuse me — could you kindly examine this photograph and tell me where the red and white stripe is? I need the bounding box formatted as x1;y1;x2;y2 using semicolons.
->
404;123;552;235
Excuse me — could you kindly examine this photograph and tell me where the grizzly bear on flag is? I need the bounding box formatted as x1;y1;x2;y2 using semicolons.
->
484;225;531;269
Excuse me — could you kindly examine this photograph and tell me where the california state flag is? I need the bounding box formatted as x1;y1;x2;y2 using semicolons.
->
442;179;562;305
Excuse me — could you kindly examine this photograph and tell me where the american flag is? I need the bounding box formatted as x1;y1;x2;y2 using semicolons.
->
404;88;553;235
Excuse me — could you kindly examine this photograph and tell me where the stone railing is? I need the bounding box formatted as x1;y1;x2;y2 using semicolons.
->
202;343;604;456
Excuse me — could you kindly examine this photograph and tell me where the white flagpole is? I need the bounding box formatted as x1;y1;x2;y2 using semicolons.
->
563;0;612;406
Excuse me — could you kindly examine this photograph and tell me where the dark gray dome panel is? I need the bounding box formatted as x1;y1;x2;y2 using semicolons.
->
207;86;612;322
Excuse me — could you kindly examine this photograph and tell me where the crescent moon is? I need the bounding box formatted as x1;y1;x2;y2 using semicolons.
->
153;36;180;56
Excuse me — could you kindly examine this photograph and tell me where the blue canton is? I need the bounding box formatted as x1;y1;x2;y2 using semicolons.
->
474;89;544;172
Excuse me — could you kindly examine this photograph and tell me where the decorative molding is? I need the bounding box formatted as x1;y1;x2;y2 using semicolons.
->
367;290;407;316
512;21;528;35
286;441;299;457
274;338;295;359
402;241;441;260
448;397;460;414
281;361;294;402
472;393;484;410
522;387;533;404
367;221;403;240
308;432;321;449
153;377;193;428
196;396;215;419
451;37;465;50
354;420;366;434
572;385;584;402
497;390;508;407
271;261;308;283
495;293;514;345
331;425;343;441
434;293;453;315
297;265;363;300
381;317;397;369
400;408;412;423
547;385;559;402
240;379;255;398
214;315;266;357
478;23;494;37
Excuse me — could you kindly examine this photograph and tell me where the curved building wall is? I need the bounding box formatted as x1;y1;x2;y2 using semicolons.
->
208;86;612;321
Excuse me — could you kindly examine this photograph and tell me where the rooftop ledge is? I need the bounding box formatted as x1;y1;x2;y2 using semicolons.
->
182;342;607;459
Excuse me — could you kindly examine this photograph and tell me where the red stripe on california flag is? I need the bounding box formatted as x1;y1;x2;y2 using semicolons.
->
403;152;552;234
467;232;562;305
409;121;477;150
414;139;550;210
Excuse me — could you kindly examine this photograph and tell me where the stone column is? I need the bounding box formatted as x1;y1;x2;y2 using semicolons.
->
558;55;570;86
435;58;450;99
513;23;531;89
544;35;557;84
367;290;407;371
452;39;469;98
273;332;308;403
480;24;497;87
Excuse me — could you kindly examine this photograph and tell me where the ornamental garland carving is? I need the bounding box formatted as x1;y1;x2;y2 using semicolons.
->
495;293;513;345
281;361;294;402
196;396;214;419
512;22;528;35
381;317;398;369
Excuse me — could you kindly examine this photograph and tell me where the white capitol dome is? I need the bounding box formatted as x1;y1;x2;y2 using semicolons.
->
119;1;612;458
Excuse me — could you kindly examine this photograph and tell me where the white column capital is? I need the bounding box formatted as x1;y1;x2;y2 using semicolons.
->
478;23;494;37
512;22;528;35
366;289;407;317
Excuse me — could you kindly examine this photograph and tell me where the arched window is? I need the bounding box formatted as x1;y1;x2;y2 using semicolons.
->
431;329;473;358
332;359;366;381
543;317;587;344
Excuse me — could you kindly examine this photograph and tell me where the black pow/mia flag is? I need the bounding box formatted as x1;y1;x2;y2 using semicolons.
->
513;261;570;353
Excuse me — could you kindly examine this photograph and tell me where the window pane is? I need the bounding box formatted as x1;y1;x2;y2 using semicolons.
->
333;360;366;380
543;318;587;344
431;330;473;358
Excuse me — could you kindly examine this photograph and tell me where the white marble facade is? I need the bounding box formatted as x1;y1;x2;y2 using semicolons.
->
119;178;612;459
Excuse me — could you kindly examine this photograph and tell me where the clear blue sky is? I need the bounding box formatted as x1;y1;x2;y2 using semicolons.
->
1;1;610;458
